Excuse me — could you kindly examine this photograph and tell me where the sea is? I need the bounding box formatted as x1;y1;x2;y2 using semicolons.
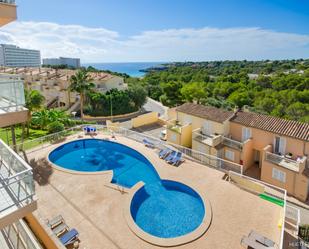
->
82;62;164;77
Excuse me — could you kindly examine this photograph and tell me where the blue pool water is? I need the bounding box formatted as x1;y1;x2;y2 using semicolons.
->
131;180;205;238
49;139;205;238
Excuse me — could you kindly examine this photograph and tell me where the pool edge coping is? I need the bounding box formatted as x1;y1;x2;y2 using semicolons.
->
123;180;212;247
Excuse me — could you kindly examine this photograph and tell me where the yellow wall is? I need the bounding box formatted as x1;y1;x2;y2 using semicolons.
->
230;173;265;194
177;112;226;135
132;112;158;128
167;129;181;145
25;214;66;249
181;124;193;147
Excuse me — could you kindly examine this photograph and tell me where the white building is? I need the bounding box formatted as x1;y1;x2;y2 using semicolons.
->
0;44;41;67
42;57;81;68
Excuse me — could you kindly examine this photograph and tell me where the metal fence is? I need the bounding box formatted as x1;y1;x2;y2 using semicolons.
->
286;204;300;235
228;171;286;249
0;139;35;212
2;219;43;249
16;125;243;175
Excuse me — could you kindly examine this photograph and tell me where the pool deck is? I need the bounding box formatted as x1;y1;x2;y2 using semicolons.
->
28;133;283;249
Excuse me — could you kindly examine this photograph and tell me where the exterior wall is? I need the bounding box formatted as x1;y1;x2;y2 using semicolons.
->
223;146;241;166
167;129;181;145
192;140;211;154
242;139;255;171
181;124;193;147
261;161;298;196
132;112;158;128
177;112;225;135
230;122;306;157
167;108;177;120
0;1;16;27
96;76;126;92
25;214;66;249
0;110;29;127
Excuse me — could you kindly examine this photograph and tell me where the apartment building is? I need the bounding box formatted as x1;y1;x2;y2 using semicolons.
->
42;57;81;68
167;103;309;201
0;44;41;67
0;67;127;110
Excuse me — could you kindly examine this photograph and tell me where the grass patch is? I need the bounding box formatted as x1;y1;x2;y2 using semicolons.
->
0;127;49;150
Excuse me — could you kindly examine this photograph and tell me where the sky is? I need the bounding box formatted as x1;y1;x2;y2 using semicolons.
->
0;0;309;62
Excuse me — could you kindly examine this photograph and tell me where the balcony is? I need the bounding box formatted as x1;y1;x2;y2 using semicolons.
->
192;128;222;147
0;0;16;27
0;74;29;127
222;136;244;150
167;119;185;134
0;139;37;229
166;119;192;147
264;145;307;172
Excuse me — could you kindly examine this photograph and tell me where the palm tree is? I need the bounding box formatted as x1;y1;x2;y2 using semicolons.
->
70;70;95;119
24;89;45;136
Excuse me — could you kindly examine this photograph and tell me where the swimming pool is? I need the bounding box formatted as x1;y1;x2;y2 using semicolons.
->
49;139;207;242
49;139;160;188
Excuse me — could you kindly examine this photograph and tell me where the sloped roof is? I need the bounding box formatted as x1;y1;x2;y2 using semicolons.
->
231;111;309;141
176;103;234;123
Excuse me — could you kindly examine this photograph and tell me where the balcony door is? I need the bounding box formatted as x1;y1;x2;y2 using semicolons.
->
242;127;251;142
274;136;286;155
202;121;212;136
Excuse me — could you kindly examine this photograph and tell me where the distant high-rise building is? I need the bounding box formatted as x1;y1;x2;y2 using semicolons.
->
0;44;41;67
42;57;81;68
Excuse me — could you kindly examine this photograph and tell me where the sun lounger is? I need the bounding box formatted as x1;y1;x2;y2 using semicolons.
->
59;228;79;246
52;223;69;237
165;150;177;162
143;138;155;148
159;148;171;159
169;152;183;166
46;215;64;229
241;230;276;249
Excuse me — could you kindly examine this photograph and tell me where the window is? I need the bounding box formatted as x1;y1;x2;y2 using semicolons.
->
203;121;212;135
225;150;234;161
183;115;192;125
272;168;286;183
274;136;286;155
171;133;177;142
242;127;251;142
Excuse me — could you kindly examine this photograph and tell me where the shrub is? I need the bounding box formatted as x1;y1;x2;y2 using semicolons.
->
48;121;65;134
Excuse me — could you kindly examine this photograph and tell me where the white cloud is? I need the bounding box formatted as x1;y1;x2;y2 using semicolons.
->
0;21;308;62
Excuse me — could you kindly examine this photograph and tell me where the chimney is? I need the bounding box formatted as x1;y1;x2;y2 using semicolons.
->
242;105;250;112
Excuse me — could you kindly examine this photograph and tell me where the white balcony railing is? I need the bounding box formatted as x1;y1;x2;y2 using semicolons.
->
265;151;306;172
193;128;244;150
222;136;244;150
0;75;26;113
0;0;16;4
166;120;184;134
192;128;222;147
0;139;35;214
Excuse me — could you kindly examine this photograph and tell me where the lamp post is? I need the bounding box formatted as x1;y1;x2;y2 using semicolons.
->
110;94;113;122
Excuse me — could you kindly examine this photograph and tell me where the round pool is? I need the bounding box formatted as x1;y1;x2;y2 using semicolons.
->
130;180;205;239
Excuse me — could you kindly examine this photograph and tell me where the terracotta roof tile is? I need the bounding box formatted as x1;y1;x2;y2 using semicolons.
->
231;111;309;141
176;103;234;123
